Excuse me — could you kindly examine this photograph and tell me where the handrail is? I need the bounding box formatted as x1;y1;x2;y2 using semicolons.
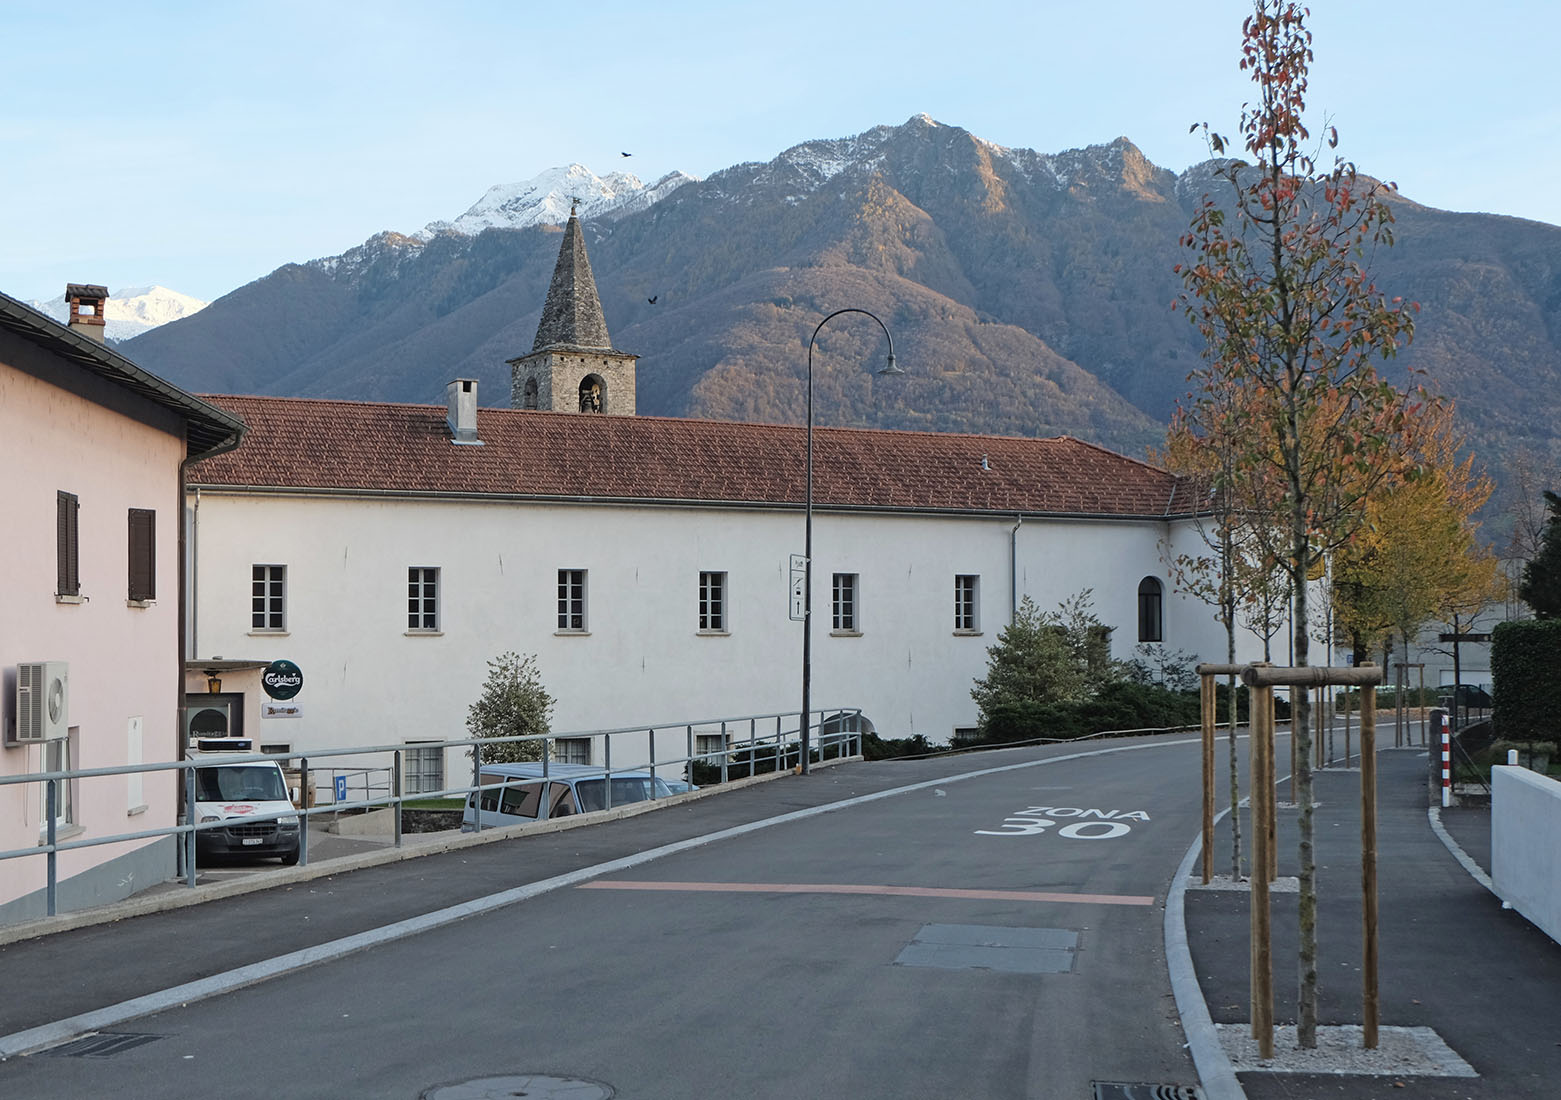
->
0;706;865;921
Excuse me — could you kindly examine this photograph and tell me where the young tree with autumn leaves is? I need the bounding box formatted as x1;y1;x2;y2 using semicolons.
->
1332;403;1505;669
1175;0;1433;1048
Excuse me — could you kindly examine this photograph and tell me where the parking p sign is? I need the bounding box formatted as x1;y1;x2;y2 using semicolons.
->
334;775;348;803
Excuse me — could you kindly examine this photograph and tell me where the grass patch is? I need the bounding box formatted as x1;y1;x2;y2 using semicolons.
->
401;797;465;810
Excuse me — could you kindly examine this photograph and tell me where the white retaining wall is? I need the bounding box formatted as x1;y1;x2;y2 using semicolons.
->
1492;764;1561;944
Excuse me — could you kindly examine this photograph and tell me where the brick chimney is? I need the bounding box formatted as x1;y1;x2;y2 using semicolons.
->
65;284;109;343
446;379;481;445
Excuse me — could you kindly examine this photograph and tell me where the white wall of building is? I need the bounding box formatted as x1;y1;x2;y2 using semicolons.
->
187;488;1252;782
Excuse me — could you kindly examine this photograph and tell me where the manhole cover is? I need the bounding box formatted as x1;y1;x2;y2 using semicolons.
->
895;923;1078;974
422;1074;615;1100
1092;1084;1203;1100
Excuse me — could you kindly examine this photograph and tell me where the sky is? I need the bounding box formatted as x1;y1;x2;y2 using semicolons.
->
4;0;1556;305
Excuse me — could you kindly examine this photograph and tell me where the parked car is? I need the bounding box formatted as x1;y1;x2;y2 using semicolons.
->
187;751;301;865
462;763;676;831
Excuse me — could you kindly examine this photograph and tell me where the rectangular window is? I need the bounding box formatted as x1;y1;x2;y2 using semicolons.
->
404;743;444;794
557;569;587;631
127;716;144;813
252;564;287;631
696;734;727;762
699;571;727;632
56;491;80;597
832;573;858;632
954;574;981;632
555;737;592;765
41;733;75;831
128;508;156;601
408;566;440;631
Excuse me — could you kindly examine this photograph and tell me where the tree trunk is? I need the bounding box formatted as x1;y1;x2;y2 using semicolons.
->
1293;529;1319;1049
1225;527;1242;879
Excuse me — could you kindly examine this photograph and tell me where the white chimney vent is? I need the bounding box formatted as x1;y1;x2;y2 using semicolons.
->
447;379;481;445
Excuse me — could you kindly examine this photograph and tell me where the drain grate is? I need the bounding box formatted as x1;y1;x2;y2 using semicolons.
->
1092;1084;1203;1100
45;1032;162;1058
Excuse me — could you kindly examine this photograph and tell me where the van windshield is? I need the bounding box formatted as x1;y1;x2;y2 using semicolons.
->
574;777;669;813
196;765;288;802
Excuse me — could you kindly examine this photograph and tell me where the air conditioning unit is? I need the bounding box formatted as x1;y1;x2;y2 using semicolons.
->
11;662;69;745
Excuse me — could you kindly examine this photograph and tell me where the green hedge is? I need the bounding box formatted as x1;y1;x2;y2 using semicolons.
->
1492;619;1561;744
976;682;1197;744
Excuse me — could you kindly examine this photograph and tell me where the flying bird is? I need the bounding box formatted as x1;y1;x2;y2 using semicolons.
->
647;295;658;305
621;151;632;157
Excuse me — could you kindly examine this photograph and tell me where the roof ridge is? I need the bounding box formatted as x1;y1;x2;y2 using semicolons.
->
200;395;1173;461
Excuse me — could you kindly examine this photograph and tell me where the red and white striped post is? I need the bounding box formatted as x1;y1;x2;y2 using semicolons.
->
1440;720;1452;808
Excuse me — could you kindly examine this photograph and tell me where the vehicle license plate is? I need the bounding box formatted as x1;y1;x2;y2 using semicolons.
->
242;837;262;845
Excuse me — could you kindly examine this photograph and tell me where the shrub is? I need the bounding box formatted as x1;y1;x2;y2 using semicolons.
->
466;652;553;763
1492;619;1561;745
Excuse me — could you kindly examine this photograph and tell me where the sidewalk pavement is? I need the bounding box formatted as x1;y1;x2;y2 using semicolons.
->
1183;747;1561;1099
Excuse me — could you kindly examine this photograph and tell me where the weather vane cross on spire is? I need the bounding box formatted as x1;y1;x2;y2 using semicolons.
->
569;195;580;217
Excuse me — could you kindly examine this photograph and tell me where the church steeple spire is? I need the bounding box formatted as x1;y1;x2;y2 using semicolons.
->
509;208;638;415
531;208;612;353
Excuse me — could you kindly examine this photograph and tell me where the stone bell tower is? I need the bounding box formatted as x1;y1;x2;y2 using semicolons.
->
509;202;638;415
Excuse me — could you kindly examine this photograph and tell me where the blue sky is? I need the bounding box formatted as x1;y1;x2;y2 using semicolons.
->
4;0;1554;303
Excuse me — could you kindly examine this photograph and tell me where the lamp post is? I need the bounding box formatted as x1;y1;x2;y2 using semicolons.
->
800;308;902;774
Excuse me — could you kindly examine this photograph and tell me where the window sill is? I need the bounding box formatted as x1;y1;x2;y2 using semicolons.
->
830;630;863;638
249;629;289;637
127;599;155;609
696;629;730;637
405;629;444;637
38;824;84;845
555;629;590;637
127;804;148;817
55;594;85;605
953;629;984;637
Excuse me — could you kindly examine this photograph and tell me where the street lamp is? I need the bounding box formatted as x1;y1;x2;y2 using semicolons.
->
800;308;902;774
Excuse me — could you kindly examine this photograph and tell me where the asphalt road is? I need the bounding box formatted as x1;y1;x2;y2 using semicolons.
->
0;735;1220;1100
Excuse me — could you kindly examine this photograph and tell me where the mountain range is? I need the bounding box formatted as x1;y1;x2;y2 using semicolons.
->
123;114;1561;522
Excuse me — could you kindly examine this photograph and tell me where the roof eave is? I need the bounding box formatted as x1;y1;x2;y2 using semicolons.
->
0;290;246;457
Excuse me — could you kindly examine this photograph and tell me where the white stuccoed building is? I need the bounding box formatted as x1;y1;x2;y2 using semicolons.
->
182;211;1260;791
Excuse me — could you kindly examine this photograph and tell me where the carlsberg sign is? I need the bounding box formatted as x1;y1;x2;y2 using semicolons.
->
262;659;304;701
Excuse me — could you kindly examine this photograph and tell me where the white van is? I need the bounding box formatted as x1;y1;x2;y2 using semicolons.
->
187;741;301;864
462;763;677;831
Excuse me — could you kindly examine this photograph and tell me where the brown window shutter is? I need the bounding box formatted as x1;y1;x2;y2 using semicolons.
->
57;492;80;596
128;508;156;601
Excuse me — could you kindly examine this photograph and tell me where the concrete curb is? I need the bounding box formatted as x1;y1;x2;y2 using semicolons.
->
1428;806;1493;893
1165;806;1247;1100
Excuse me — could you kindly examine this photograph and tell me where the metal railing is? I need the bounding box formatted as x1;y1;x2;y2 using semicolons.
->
0;706;863;919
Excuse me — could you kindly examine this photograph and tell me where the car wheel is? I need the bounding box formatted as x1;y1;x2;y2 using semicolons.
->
280;848;300;866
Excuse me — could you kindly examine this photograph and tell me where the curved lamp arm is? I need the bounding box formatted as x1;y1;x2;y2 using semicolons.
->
799;308;901;774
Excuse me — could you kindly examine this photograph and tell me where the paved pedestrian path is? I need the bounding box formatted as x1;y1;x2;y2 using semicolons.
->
1184;748;1561;1099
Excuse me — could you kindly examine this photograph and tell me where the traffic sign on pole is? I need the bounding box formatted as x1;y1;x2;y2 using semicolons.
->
789;554;806;621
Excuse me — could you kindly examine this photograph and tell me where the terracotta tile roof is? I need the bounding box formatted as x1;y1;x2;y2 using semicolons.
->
189;394;1200;519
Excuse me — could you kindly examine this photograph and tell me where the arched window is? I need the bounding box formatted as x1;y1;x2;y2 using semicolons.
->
1138;577;1164;643
522;378;538;410
578;374;605;413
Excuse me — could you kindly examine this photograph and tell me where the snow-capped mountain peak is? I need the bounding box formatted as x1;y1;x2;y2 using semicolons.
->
27;285;208;342
419;164;698;239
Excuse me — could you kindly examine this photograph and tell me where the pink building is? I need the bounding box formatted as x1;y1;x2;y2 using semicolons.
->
0;286;243;922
